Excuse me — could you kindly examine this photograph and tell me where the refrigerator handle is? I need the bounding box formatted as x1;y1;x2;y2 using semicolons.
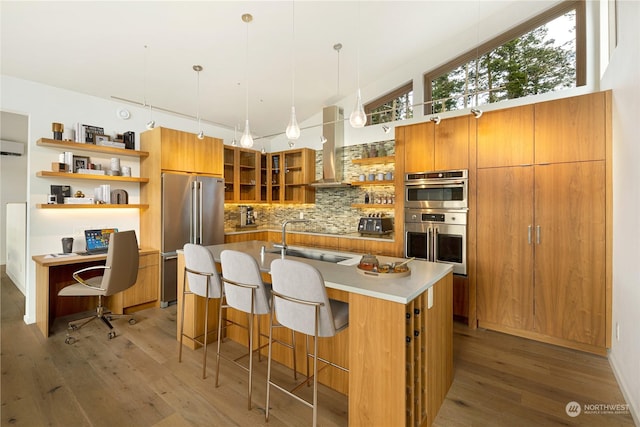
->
198;181;204;244
192;181;199;244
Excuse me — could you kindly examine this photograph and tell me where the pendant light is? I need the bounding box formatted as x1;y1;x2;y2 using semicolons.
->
143;45;155;130
285;1;300;142
240;13;254;148
349;2;366;128
193;65;205;139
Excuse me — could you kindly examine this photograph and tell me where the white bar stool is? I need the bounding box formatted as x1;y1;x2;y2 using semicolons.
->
179;243;224;379
266;258;349;427
219;249;298;410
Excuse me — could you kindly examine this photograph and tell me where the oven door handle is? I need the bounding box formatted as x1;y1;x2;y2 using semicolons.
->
433;227;438;262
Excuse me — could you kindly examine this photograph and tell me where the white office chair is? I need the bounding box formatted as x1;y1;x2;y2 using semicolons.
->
58;230;139;344
179;243;224;379
266;258;349;427
219;249;297;410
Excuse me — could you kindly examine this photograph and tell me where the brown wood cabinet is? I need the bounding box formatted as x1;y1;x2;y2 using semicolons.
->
223;146;263;203
476;162;607;352
158;127;223;175
534;92;607;164
477;105;534;168
118;251;160;311
269;148;316;203
402;116;469;173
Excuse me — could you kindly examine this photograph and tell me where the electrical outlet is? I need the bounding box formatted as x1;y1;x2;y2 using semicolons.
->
299;211;304;219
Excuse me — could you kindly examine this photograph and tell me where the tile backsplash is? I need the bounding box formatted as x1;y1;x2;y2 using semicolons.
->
224;140;396;234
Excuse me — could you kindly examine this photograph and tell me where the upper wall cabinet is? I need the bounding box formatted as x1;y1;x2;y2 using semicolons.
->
434;115;470;171
152;127;223;175
534;92;607;164
223;146;263;203
477;105;534;168
402;116;469;173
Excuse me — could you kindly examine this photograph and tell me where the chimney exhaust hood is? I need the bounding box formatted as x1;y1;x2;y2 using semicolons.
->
310;105;351;187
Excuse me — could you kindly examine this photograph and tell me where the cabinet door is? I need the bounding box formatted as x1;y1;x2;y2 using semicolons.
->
223;147;236;201
160;128;194;171
269;153;283;203
238;149;259;202
476;166;534;330
122;253;159;308
477;105;534;168
534;92;606;164
533;162;606;347
434;115;469;170
403;122;434;173
194;136;223;175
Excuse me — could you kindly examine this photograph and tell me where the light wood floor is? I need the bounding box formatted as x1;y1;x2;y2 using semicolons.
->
1;269;634;426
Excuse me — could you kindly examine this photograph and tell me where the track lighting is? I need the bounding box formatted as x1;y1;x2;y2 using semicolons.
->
471;108;483;119
430;115;441;125
288;140;295;148
320;135;328;144
382;125;390;134
143;45;155;129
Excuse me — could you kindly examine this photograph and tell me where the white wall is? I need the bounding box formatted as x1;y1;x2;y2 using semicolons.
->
1;111;28;265
0;76;236;325
600;0;640;423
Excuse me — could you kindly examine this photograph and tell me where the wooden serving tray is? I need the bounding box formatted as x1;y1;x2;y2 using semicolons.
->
356;265;411;278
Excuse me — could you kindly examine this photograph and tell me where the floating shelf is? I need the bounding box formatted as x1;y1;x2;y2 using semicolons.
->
36;204;148;210
351;156;395;165
37;138;149;158
350;180;395;186
36;171;149;183
351;204;395;208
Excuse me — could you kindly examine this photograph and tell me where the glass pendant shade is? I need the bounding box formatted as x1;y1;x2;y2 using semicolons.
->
349;89;366;128
240;119;254;148
285;106;301;140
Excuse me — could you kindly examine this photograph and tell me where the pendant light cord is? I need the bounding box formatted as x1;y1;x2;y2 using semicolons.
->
291;1;295;106
245;19;250;123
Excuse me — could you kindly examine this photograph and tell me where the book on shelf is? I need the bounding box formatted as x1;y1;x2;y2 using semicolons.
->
75;123;104;144
96;140;125;149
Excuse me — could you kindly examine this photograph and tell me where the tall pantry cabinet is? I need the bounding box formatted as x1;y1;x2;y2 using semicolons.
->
475;92;611;354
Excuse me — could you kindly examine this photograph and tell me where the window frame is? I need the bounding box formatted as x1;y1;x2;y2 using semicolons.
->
364;81;413;125
423;0;585;115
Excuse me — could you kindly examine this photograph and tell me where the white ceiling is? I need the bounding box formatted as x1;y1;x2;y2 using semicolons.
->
1;1;559;139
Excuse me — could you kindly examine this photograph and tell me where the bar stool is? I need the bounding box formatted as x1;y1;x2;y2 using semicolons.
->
219;249;298;410
179;243;223;379
266;258;349;427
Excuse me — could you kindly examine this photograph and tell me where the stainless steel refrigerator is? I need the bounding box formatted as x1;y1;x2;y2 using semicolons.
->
161;173;224;307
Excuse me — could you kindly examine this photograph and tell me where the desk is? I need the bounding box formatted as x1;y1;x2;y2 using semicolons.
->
32;248;159;338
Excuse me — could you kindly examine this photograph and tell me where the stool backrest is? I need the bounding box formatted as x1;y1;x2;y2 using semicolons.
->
270;259;336;337
220;249;270;315
183;244;223;298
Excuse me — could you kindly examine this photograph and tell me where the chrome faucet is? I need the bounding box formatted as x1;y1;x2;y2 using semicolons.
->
273;219;310;256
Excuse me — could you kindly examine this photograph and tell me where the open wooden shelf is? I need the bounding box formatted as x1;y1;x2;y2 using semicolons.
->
36;203;148;210
37;138;149;158
36;171;149;183
351;203;395;209
350;180;395;186
351;155;395;165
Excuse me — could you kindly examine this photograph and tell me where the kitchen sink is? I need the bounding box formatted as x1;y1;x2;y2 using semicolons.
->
266;248;351;264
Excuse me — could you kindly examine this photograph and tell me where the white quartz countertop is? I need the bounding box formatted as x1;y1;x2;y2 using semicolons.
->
199;240;452;304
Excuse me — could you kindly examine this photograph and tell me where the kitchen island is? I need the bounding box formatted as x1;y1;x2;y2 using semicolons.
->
177;240;453;427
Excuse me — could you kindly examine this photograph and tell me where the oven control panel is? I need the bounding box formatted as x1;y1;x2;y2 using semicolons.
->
405;209;467;225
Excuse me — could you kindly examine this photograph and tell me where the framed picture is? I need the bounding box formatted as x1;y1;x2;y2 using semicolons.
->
73;155;90;173
94;134;110;144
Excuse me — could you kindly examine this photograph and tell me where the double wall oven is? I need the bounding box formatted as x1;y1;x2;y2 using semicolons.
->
404;170;468;275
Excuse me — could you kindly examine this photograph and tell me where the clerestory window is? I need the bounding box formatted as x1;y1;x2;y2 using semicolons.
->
424;0;585;114
365;82;413;126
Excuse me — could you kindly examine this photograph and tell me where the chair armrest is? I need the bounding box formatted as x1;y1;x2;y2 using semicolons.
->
72;265;110;290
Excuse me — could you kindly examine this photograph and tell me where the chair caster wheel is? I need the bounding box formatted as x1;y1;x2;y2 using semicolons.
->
108;331;117;339
128;318;136;325
68;325;78;331
65;336;76;345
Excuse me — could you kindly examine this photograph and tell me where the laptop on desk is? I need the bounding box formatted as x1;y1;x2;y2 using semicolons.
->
82;228;118;255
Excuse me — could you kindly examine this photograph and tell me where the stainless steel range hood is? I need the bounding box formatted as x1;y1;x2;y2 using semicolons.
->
310;105;351;187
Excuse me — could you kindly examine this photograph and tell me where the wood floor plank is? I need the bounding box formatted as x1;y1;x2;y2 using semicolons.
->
1;268;634;427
